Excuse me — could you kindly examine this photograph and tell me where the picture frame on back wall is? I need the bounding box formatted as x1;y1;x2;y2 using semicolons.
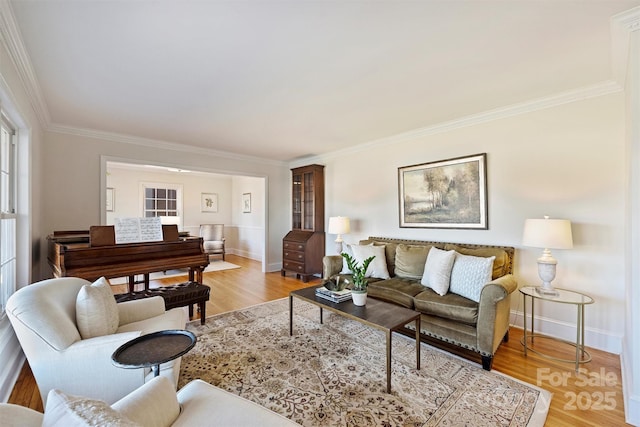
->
242;193;251;213
201;193;218;213
106;187;115;212
398;153;488;229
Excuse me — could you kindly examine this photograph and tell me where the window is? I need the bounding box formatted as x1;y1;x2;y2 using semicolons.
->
141;183;182;226
0;113;16;317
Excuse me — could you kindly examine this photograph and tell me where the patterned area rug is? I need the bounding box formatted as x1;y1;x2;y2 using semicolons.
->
180;298;550;426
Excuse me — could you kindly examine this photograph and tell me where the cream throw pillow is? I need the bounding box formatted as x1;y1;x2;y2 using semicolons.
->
420;247;456;296
76;277;119;339
340;243;373;274
350;244;390;279
449;252;495;302
43;389;140;427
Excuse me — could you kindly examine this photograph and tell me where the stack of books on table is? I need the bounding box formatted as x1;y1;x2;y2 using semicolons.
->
315;286;352;303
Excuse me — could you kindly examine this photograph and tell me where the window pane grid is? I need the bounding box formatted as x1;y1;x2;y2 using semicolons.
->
143;186;179;218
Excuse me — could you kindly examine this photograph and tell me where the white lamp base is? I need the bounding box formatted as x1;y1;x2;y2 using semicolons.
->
536;255;559;296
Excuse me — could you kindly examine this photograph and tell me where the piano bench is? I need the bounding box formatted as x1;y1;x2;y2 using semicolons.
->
114;281;211;325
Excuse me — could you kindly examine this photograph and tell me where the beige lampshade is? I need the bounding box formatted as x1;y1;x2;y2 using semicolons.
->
328;216;350;238
522;217;573;249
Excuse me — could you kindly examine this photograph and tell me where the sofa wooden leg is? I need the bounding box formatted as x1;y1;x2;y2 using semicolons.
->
503;330;509;343
481;355;493;371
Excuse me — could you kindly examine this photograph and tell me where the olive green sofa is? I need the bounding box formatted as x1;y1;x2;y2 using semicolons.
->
322;236;517;370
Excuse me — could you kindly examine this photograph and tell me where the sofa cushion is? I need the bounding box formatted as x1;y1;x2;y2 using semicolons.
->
420;248;456;296
367;278;426;309
394;244;433;280
351;244;390;279
413;288;479;326
449;253;495;302
360;239;398;276
43;389;140;427
444;244;509;279
76;277;119;339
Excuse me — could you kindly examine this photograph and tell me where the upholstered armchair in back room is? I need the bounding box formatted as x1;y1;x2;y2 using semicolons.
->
200;224;225;261
5;277;186;406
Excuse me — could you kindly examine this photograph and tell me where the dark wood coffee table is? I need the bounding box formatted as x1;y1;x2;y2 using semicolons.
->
112;330;197;377
289;285;420;393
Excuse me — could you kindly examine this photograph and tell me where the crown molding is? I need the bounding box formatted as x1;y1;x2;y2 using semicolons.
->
291;79;623;167
611;6;640;89
0;0;50;128
47;123;287;167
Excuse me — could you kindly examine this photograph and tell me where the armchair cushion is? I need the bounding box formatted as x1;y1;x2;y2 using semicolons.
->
76;277;119;339
43;389;140;427
112;376;180;427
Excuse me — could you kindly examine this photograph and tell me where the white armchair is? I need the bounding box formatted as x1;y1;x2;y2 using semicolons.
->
5;277;187;406
0;376;297;426
200;224;225;261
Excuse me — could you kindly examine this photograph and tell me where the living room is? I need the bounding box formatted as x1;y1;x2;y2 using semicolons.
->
1;1;639;425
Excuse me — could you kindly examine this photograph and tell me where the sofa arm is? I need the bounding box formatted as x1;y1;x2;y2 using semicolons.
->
117;296;166;325
322;255;343;279
476;274;518;356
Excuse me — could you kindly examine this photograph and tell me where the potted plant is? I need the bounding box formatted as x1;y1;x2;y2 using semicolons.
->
341;253;375;306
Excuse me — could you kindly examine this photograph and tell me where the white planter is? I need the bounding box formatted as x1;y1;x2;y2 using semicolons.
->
351;291;367;306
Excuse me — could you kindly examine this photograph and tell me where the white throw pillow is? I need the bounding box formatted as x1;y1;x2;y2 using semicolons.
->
350;244;390;279
76;277;119;339
43;389;140;427
449;252;495;302
340;243;373;274
420;247;456;296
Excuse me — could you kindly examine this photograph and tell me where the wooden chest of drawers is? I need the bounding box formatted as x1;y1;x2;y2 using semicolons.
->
281;230;325;282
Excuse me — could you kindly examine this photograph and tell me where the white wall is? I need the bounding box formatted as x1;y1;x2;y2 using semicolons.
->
303;92;626;355
105;166;233;235
41;132;289;275
226;175;265;261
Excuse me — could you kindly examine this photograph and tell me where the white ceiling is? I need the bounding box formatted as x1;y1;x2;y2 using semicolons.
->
8;0;640;162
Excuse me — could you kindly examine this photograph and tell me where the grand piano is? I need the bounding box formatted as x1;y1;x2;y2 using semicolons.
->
47;225;209;293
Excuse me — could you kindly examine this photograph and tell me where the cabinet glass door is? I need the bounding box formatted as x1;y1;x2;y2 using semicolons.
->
292;173;302;229
303;172;314;230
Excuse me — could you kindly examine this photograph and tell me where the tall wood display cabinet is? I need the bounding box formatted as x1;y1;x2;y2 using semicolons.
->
281;164;325;282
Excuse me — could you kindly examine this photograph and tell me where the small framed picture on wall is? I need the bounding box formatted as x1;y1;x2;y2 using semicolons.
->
242;193;251;213
106;188;115;212
201;193;219;212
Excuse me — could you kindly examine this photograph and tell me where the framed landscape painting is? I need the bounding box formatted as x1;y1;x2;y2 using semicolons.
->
398;153;488;229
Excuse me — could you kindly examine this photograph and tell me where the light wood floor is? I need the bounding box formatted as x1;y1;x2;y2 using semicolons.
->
8;254;629;426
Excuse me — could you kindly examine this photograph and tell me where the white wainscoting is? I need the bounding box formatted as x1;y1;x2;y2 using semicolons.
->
225;225;263;261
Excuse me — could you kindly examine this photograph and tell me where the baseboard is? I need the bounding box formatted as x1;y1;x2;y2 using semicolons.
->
0;319;25;403
621;339;640;426
267;262;282;273
510;309;622;354
226;249;261;261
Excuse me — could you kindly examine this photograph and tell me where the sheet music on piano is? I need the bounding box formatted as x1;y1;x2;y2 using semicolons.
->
114;217;163;244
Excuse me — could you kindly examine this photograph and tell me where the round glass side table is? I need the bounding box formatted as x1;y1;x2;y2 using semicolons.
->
520;286;594;371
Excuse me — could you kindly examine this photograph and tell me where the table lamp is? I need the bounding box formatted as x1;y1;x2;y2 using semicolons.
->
328;216;350;253
522;216;573;296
